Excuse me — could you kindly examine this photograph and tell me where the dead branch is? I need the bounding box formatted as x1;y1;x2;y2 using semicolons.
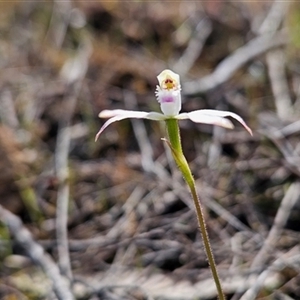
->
173;17;213;76
55;40;91;280
0;205;74;300
183;30;288;95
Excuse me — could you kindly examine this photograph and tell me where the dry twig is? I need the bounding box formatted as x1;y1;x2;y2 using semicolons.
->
241;247;300;300
183;30;288;95
266;50;292;120
173;17;212;76
55;41;91;280
0;205;74;300
258;1;292;120
252;181;300;268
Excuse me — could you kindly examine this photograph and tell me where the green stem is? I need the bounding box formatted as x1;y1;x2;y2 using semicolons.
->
165;118;225;300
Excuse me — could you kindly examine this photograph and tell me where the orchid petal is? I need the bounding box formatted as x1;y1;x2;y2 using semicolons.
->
178;111;234;129
155;88;182;116
99;109;154;118
180;109;252;135
95;110;165;141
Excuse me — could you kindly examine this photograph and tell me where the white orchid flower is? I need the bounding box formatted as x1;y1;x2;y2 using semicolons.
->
95;69;252;141
95;69;251;298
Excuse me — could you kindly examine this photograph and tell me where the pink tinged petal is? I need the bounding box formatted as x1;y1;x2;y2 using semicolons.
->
95;110;165;141
161;95;174;103
180;109;252;135
156;88;182;116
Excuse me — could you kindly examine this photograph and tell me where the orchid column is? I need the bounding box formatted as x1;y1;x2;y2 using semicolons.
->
96;69;252;300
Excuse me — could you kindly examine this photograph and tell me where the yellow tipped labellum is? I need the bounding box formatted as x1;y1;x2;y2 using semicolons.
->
164;78;175;90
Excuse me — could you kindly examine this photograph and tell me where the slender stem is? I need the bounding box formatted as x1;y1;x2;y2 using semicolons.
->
165;118;225;300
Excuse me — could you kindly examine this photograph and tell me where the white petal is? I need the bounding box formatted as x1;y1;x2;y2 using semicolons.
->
183;111;234;129
175;113;190;120
95;110;165;141
176;112;232;126
183;109;252;135
99;109;130;118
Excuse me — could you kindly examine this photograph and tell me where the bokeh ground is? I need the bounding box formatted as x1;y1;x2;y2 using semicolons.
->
1;1;300;299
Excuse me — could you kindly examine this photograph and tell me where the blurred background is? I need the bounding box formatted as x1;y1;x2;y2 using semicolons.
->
1;1;300;299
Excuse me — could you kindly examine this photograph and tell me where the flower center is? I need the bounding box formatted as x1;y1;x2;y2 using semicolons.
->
163;78;175;90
